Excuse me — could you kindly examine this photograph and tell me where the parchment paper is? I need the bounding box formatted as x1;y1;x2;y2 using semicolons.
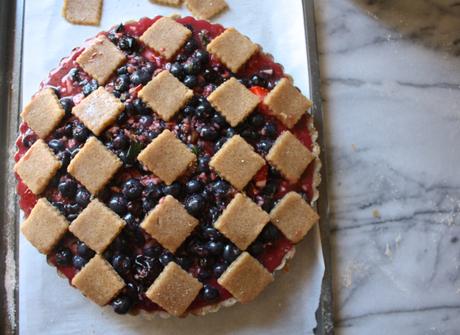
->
19;1;324;334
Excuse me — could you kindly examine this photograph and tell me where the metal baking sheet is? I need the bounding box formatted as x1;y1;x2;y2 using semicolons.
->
0;0;333;333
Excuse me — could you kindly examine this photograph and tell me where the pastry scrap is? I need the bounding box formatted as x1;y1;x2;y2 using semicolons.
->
185;0;228;20
62;0;103;26
15;16;320;317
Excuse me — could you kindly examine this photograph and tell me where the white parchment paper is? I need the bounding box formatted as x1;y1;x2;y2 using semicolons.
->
19;1;324;334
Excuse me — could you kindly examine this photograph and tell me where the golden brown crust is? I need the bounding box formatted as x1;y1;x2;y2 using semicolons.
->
62;0;103;26
185;0;228;20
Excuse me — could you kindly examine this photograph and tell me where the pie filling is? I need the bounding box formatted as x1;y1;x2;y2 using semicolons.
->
15;16;316;315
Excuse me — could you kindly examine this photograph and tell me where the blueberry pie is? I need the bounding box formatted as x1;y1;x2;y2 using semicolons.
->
15;16;321;317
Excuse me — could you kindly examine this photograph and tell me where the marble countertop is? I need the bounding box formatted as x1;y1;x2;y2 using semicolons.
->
316;0;460;333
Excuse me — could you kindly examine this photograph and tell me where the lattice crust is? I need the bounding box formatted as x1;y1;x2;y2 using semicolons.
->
140;17;192;60
76;36;126;84
217;252;273;303
185;0;228;19
71;255;125;306
270;192;319;243
150;0;183;6
207;28;259;73
210;135;265;191
20;88;65;139
138;129;196;185
266;131;315;183
72;87;125;136
145;262;203;316
69;199;125;253
62;0;103;26
207;77;259;127
264;78;312;129
138;70;193;121
14;139;61;195
214;193;270;250
141;195;199;253
20;198;69;254
68;137;123;194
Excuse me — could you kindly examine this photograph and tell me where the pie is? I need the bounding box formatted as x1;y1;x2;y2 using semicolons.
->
14;16;321;317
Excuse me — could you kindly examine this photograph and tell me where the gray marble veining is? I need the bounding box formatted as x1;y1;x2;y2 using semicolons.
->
316;0;460;333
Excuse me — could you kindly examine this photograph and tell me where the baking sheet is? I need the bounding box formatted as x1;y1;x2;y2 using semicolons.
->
19;0;325;334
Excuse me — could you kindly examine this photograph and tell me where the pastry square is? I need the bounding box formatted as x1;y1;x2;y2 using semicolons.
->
207;77;259;127
145;262;203;316
214;193;269;250
72;87;124;136
138;70;193;121
138;129;196;185
76;36;126;84
270;192;319;243
150;0;182;6
217;252;273;303
266;131;314;183
68;137;122;194
14;139;61;195
21;88;65;139
264;78;312;129
71;255;125;306
185;0;228;19
141;195;198;252
69;199;125;253
140;17;192;60
210;135;265;190
207;28;259;73
20;198;69;254
62;0;103;26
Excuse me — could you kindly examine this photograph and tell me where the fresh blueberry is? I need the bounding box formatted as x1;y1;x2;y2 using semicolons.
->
203;68;221;84
63;123;74;137
112;295;132;315
118;36;137;52
22;131;37;148
130;69;151;86
143;245;162;258
261;224;280;242
184;39;197;53
185;194;205;216
159;251;174;266
162;182;182;198
107;32;118;44
142;198;156;213
183;75;198;88
241;128;259;141
211;179;230;195
197;267;212;282
117;66;128;75
249;241;264;256
58;179;77;198
139;115;153;127
250;74;267;88
55;247;72;266
190;242;208;257
57;150;71;168
213;263;228;278
202;226;221;241
223;244;240;262
48;139;64;153
123;212;136;225
226;128;236;137
109;194;128;216
69;68;80;81
202;284;219;301
197;155;210;173
82;80;98;96
195;103;212;118
262;199;274;212
176;53;188;63
185;179;204;194
176;256;193;270
170;62;185;79
76;242;94;259
256;139;274;155
212;113;227;127
183;105;195;116
194;49;209;64
249;113;265;128
75;188;91;207
113;133;129;150
214;138;227;151
133;99;149;115
144;182;163;200
199;126;218;141
72;255;87;269
60;97;74;115
184;59;202;75
65;203;80;215
122;179;143;200
73;125;90;142
264;122;277;139
112;255;132;275
206;241;224;256
114;74;130;92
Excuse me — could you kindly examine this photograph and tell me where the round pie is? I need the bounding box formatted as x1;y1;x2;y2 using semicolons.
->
14;15;321;317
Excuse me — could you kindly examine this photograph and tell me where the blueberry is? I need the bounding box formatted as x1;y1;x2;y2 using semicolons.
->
249;113;265;128
206;241;224;256
262;199;274;212
112;295;132;314
200;126;218;141
123;212;136;225
57;150;71;168
60;97;74;115
212;113;227;127
82;80;98;96
197;267;212;282
125;282;140;301
22;132;37;148
122;179;143;200
176;256;192;270
76;242;94;259
214;138;227;151
69;68;80;81
113;133;129;150
133;99;149;115
185;179;204;194
118;36;137;52
130;69;151;86
55;247;72;266
261;224;280;242
63;123;74;137
194;49;209;64
203;69;221;84
249;241;264;256
48;139;64;153
213;263;227;278
75;189;91;207
109;195;128;216
159;252;174;266
114;74;130;92
65;203;80;215
117;66;128;75
202;226;221;240
241;128;259;141
142;198;156;213
195;103;212;118
212;179;230;195
107;32;118;44
176;53;188;63
114;23;124;33
144;182;163;200
139;115;153;127
112;255;132;275
183;105;195;116
184;59;202;75
197;155;210;173
190;242;208;257
202;284;219;301
73;125;90;142
72;255;87;269
264;122;277;138
223;244;240;262
256;139;273;155
183;75;198;88
170;62;185;79
184;39;197;53
143;245;162;257
185;194;205;216
250;75;267;88
58;179;77;198
162;182;182;198
226;128;236;137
